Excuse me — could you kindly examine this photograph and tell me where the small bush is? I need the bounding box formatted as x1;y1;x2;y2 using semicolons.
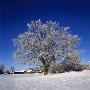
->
0;70;4;74
0;64;5;75
49;61;85;74
49;64;65;74
6;70;11;74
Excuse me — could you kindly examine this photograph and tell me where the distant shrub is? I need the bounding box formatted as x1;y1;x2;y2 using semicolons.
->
49;64;65;74
10;66;15;74
49;61;85;74
0;64;5;75
83;64;90;70
5;70;11;74
0;69;4;74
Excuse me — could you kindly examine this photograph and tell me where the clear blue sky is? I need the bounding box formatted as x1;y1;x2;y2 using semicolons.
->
0;0;90;70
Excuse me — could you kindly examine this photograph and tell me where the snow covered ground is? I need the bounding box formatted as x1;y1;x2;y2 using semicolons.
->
0;70;90;90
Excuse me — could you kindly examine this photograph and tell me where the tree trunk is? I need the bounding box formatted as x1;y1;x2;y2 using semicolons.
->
40;57;49;75
44;66;49;75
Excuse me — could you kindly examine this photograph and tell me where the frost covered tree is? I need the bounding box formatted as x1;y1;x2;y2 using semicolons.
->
13;19;80;75
10;66;15;74
0;64;5;74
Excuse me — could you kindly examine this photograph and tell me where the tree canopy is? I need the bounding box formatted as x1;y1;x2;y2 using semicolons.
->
13;19;80;75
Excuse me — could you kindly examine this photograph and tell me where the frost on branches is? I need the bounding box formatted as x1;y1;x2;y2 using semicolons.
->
13;19;80;75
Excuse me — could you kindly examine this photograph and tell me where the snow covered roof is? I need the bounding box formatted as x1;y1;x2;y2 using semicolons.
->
25;70;32;73
14;70;26;72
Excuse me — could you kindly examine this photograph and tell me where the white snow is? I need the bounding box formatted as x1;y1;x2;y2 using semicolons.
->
0;70;90;90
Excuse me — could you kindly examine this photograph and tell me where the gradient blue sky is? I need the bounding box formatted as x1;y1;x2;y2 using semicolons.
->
0;0;90;70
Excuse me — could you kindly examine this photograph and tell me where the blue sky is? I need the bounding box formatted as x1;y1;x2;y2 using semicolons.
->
0;0;90;70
